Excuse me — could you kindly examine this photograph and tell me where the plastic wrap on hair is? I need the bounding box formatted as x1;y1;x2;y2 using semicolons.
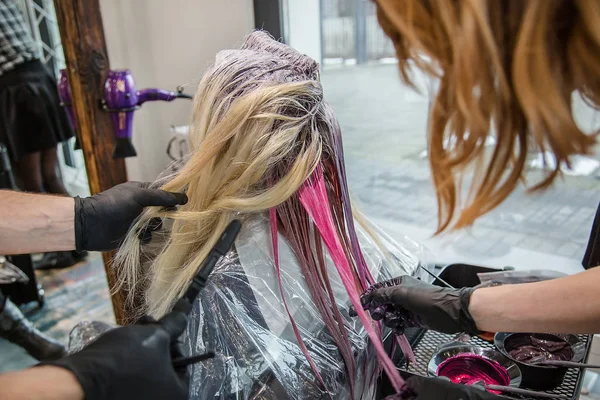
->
68;215;422;399
183;214;419;399
67;320;113;354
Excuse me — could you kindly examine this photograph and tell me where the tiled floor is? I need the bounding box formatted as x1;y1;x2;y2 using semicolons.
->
581;393;600;400
0;253;114;373
582;367;600;399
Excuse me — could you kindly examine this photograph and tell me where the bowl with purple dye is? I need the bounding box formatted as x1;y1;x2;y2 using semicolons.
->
494;332;585;390
428;344;522;393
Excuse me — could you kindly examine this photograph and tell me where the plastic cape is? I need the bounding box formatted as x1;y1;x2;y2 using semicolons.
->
68;213;423;400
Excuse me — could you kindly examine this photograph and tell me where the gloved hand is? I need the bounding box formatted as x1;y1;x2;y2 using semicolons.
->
41;310;189;400
358;276;480;334
74;181;187;252
389;375;510;400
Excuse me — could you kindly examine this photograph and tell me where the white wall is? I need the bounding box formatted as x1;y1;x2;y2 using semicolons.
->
286;0;321;64
100;0;254;181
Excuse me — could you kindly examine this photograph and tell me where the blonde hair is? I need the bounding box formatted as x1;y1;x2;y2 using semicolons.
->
114;33;383;320
116;71;326;318
375;0;600;232
114;32;416;394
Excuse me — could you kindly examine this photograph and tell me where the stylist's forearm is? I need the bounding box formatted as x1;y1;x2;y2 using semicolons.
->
469;267;600;333
0;191;75;254
0;366;84;400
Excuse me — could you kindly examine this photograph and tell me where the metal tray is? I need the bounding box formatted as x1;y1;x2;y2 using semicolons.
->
400;330;591;399
380;264;592;399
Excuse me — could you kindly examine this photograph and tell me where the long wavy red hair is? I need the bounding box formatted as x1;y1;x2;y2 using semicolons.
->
375;0;600;232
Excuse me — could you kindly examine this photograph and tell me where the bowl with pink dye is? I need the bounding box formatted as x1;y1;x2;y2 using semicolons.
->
428;344;522;393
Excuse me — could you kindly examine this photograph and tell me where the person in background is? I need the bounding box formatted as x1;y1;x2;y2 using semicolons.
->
0;0;73;195
0;0;78;269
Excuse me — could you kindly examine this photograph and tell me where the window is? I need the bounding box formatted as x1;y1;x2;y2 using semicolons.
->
15;0;89;196
282;0;600;275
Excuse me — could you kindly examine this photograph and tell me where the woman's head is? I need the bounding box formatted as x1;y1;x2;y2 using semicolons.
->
375;0;600;231
117;32;342;317
113;30;402;394
116;31;410;394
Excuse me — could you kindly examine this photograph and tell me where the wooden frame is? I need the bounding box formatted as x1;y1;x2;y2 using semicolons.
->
54;0;127;323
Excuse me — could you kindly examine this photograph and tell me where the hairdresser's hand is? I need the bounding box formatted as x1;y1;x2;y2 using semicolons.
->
74;181;187;252
41;310;189;400
358;276;480;334
393;375;510;400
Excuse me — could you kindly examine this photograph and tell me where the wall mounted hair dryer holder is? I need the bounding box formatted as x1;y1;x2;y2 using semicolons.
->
58;69;193;159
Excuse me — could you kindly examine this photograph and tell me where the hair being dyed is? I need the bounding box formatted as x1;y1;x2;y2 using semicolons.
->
375;0;600;232
115;32;406;395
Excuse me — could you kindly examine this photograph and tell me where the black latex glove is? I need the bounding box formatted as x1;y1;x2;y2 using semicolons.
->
358;276;480;334
74;181;187;252
42;311;189;400
390;375;510;400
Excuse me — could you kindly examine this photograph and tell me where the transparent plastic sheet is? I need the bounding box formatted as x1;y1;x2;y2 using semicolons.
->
476;269;567;287
68;213;423;399
67;320;113;354
365;224;435;285
184;215;420;399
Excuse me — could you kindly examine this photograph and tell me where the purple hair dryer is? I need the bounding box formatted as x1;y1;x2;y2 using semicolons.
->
103;69;192;159
58;69;80;150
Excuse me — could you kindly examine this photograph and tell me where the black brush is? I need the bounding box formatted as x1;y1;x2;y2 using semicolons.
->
172;219;242;315
168;220;242;368
172;351;216;368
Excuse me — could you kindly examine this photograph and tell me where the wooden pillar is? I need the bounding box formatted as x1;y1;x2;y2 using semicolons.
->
54;0;127;324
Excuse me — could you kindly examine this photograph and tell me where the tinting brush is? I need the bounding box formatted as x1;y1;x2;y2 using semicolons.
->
168;220;241;369
172;351;216;368
172;219;242;315
471;380;568;399
531;359;600;369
